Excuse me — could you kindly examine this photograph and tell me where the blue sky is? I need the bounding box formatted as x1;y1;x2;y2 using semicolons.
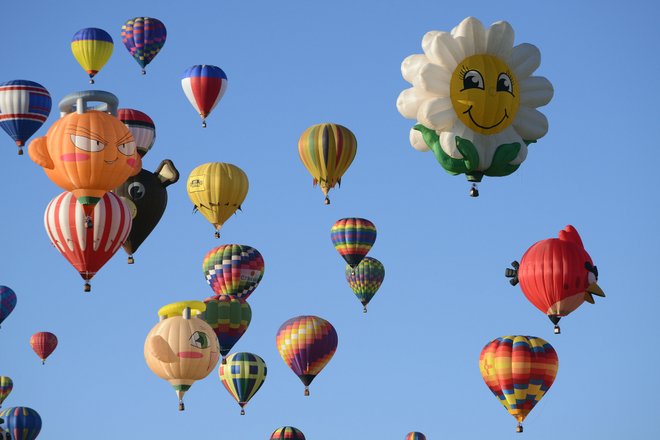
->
1;0;659;438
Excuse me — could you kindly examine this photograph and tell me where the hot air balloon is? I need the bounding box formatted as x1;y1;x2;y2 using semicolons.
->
405;433;426;440
71;28;114;84
0;286;17;329
202;244;264;299
0;80;52;155
396;17;554;197
114;160;179;264
118;108;156;157
0;377;12;407
181;65;228;127
331;218;377;269
505;225;604;334
0;421;7;440
298;123;357;204
187;163;248;237
479;335;558;433
203;295;251;363
0;407;41;440
270;427;306;440
30;332;58;364
44;191;132;292
28;90;141;219
144;301;220;411
345;257;385;313
121;17;167;75
276;315;338;396
219;352;267;415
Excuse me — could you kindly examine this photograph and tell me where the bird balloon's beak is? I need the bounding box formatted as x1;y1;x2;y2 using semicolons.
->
584;282;605;304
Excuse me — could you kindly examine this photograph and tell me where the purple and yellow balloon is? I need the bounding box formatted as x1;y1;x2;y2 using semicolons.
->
121;17;167;75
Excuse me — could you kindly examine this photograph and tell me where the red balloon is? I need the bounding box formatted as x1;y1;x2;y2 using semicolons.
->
30;332;58;364
506;225;604;333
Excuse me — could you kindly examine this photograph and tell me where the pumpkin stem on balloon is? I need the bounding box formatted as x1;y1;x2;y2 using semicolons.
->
304;386;310;396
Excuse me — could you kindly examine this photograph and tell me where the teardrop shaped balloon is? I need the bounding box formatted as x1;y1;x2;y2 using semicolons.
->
30;332;58;364
71;28;114;84
345;257;384;313
219;352;267;415
479;335;558;433
187;162;248;237
121;17;167;75
298;123;357;204
0;377;12;407
0;286;17;329
276;315;338;396
0;407;41;440
202;244;264;299
331;218;377;268
405;433;426;440
181;65;228;127
44;191;132;291
0;80;52;155
118;109;156;157
203;295;252;362
270;426;306;440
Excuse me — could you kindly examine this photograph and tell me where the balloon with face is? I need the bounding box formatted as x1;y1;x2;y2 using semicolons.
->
144;301;220;411
114;160;179;263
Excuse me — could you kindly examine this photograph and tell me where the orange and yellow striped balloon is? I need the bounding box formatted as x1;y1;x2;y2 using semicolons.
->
298;123;357;204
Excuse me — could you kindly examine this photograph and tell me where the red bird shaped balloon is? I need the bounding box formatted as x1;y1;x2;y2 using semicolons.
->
505;225;605;333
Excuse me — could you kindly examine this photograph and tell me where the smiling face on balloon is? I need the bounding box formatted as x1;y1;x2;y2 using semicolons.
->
449;54;520;135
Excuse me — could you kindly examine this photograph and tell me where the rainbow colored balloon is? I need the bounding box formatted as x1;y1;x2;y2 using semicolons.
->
219;352;267;415
121;17;167;75
479;335;558;433
0;286;17;328
0;407;41;440
0;377;12;407
345;256;385;313
276;315;338;396
202;244;264;299
270;426;306;440
405;433;426;440
203;295;252;362
331;218;377;268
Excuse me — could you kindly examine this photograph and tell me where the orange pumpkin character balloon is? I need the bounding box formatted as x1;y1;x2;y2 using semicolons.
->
28;91;141;216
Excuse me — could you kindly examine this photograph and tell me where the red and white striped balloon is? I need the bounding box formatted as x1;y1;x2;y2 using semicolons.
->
44;191;132;291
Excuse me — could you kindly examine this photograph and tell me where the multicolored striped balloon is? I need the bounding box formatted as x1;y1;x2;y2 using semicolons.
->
30;332;58;365
0;407;41;440
346;256;385;313
479;335;559;433
118;108;156;157
270;426;306;440
181;65;228;127
203;295;252;361
121;17;167;74
0;286;17;328
276;315;338;396
405;432;426;440
298;123;357;204
331;218;377;268
44;191;132;292
0;377;12;407
202;244;264;299
219;352;267;415
0;80;51;154
71;28;114;84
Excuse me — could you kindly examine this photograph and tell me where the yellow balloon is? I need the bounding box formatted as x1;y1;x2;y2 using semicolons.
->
70;28;114;84
187;162;249;237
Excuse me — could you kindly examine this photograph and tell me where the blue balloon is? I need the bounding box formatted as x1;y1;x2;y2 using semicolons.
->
0;407;42;440
0;80;52;155
0;286;17;328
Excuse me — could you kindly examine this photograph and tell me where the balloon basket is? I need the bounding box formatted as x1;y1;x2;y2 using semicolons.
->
222;357;227;365
214;231;220;239
469;183;479;197
516;423;523;433
141;69;146;75
17;147;23;156
127;256;135;264
85;216;93;229
324;196;330;205
202;121;207;128
178;401;184;411
84;282;91;293
240;408;245;415
554;325;561;334
89;79;95;84
304;387;310;396
41;360;45;365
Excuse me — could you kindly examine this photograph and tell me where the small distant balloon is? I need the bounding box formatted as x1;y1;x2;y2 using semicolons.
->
270;426;306;440
0;286;17;328
345;257;384;313
181;65;227;127
0;80;52;155
71;28;114;84
30;332;58;364
0;377;12;407
405;433;426;440
121;17;167;75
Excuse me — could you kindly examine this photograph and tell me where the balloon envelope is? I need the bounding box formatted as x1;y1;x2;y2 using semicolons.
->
331;218;377;268
0;80;51;153
30;332;58;364
219;352;267;414
405;433;426;440
71;28;114;82
0;377;12;407
118;108;156;157
270;426;306;440
181;65;227;126
0;286;17;328
345;256;385;312
202;244;264;299
0;407;41;440
121;17;166;73
203;295;251;358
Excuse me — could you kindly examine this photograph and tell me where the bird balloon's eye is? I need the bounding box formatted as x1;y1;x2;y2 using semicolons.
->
497;73;514;94
462;70;484;90
189;331;209;349
127;182;146;200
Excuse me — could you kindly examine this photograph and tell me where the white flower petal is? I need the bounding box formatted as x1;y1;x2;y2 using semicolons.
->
397;88;433;119
491;127;527;166
510;43;541;79
451;17;486;57
401;54;429;84
513;107;549;140
422;31;463;71
417;97;456;132
410;127;431;152
439;130;464;159
414;63;451;96
519;76;554;108
485;21;514;59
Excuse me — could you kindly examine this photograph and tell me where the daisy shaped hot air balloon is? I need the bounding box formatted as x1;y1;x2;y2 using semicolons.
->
121;17;167;75
181;65;228;127
0;80;52;155
397;17;553;197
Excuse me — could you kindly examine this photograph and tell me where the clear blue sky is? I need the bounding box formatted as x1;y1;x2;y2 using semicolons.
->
1;0;659;438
